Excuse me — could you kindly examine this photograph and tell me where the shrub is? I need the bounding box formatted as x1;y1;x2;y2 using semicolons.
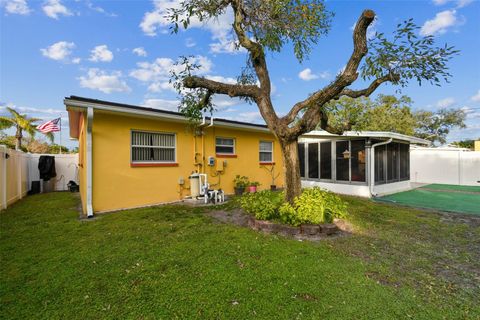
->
233;175;250;189
279;188;348;226
240;190;283;220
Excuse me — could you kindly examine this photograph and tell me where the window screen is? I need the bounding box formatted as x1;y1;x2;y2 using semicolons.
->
216;137;235;154
336;141;350;181
387;142;399;182
131;131;175;163
298;143;305;178
399;143;410;180
259;141;273;162
351;140;366;182
308;143;319;179
374;145;386;184
320;142;332;180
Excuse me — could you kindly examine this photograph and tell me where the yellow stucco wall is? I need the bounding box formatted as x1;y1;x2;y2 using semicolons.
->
89;110;284;213
475;140;480;152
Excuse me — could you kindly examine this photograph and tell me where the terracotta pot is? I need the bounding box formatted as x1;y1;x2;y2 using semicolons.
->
248;185;257;193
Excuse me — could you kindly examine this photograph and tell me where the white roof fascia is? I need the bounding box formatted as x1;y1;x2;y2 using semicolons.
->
301;130;430;145
64;98;270;133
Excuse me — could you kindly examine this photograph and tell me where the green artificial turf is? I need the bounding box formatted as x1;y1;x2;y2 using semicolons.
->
378;184;480;215
420;183;480;193
1;192;479;319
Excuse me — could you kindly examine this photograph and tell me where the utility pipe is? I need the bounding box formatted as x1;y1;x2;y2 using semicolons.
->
369;138;393;197
86;107;94;218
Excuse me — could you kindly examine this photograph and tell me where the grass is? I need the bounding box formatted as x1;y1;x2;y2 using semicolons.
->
1;192;479;319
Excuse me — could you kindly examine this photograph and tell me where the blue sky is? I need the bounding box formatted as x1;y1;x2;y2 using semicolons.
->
1;0;479;149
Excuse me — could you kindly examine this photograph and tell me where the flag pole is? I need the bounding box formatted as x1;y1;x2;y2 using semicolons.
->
59;116;62;155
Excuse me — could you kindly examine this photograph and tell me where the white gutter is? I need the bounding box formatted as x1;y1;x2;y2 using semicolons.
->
86;107;94;218
303;130;430;146
369;138;393;197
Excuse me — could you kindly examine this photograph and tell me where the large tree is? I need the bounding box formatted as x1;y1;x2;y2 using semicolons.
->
167;0;458;203
325;95;466;145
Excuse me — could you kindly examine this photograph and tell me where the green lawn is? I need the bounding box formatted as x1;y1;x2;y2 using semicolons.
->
1;193;479;319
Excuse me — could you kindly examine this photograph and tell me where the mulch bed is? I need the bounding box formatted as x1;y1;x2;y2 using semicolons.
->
207;208;353;241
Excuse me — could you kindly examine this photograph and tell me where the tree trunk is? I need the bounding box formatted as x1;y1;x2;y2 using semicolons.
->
15;126;22;151
279;139;302;204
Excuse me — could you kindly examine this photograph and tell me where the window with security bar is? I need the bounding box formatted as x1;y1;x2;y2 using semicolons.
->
131;131;176;163
259;141;273;162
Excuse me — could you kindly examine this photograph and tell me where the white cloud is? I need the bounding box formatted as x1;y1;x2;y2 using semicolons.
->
185;38;196;48
85;0;117;17
79;68;131;93
42;0;72;19
140;1;240;54
89;45;114;62
227;111;263;123
299;68;318;81
461;106;480;119
3;0;31;15
298;68;330;81
143;98;179;111
436;97;456;108
130;55;213;92
205;75;237;84
72;57;81;64
132;47;147;57
471;90;480;102
420;10;459;36
40;41;78;63
432;0;473;8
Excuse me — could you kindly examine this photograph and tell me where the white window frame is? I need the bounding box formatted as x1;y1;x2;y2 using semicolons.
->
130;129;177;164
259;140;274;163
215;137;236;155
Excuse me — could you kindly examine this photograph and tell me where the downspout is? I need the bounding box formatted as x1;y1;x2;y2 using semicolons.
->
86;107;94;218
369;138;393;197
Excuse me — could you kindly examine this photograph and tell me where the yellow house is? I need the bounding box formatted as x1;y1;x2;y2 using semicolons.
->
65;96;284;217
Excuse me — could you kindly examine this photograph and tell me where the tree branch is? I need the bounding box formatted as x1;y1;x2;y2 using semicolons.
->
183;76;260;98
282;10;376;135
230;0;280;127
336;73;399;99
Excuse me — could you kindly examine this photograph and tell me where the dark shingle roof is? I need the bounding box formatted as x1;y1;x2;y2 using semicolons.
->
66;95;268;129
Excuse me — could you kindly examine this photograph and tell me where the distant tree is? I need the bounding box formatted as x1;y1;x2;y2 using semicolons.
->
26;139;50;154
48;144;69;154
167;1;458;203
450;139;476;149
414;108;466;145
326;95;416;135
0;107;54;150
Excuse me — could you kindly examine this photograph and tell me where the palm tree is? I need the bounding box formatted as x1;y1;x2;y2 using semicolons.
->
0;107;43;150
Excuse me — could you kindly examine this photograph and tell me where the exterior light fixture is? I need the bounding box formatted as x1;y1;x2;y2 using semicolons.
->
342;149;350;159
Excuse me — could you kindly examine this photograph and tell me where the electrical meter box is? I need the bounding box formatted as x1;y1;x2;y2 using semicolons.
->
208;156;215;166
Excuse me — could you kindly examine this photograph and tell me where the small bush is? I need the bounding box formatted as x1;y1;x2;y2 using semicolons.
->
240;187;348;226
279;188;348;226
240;190;283;220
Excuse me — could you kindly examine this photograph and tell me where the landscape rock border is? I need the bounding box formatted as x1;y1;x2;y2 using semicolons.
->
207;208;351;241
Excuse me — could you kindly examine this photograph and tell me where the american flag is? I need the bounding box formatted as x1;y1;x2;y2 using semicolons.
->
37;118;61;133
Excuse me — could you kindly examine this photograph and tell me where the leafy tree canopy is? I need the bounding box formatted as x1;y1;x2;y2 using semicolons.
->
325;94;466;145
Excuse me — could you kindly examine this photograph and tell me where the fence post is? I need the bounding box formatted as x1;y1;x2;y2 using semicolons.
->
1;145;6;210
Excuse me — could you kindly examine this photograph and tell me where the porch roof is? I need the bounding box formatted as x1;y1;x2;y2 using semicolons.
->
301;130;431;146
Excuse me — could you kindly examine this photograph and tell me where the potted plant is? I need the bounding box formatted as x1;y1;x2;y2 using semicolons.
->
261;164;281;191
248;181;260;193
233;175;249;196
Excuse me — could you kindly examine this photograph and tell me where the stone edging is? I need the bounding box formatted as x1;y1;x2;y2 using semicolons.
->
246;216;341;237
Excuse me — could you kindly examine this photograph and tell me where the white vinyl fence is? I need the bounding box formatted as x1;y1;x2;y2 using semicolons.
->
0;145;78;210
410;147;480;186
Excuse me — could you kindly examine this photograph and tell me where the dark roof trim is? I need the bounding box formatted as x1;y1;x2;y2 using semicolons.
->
65;95;268;130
